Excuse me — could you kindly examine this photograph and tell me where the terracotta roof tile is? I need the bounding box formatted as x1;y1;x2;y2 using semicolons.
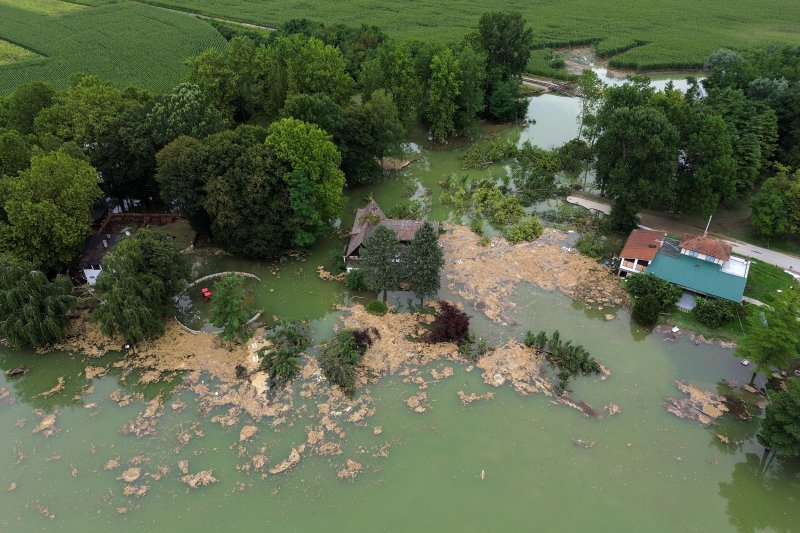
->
678;234;732;261
620;229;665;261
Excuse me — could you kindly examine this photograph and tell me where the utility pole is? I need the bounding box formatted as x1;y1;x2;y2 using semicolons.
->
703;214;713;236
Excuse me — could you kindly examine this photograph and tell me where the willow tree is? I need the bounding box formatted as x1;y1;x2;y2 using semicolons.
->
0;255;74;348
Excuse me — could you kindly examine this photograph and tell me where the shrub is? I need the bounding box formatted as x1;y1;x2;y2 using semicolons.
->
625;273;682;312
427;300;470;344
694;298;742;329
345;270;366;291
365;300;388;315
575;232;611;258
319;328;376;394
504;216;543;243
479;236;491;247
470;217;484;236
386;200;423;219
632;294;661;328
210;274;253;342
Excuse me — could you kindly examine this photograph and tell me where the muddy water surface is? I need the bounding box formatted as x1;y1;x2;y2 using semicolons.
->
1;84;798;532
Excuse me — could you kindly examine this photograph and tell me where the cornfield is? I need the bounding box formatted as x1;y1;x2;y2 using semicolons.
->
0;0;226;94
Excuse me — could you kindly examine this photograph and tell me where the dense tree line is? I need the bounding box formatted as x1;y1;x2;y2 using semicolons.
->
593;45;800;233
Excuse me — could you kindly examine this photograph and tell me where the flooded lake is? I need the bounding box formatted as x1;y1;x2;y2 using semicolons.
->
1;76;797;531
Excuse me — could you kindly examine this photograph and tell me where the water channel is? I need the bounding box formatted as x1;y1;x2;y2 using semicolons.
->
1;73;797;532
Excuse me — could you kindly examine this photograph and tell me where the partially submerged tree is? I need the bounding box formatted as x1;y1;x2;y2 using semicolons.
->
427;301;471;344
405;222;443;304
259;320;311;386
758;377;800;457
318;328;377;394
737;288;800;386
0;255;75;348
360;224;401;304
210;274;253;343
92;230;190;343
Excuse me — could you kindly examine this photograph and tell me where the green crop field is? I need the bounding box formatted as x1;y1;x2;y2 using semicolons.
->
0;39;40;66
137;0;800;69
0;0;227;94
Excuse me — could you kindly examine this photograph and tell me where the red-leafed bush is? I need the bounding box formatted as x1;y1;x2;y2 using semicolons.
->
426;301;470;344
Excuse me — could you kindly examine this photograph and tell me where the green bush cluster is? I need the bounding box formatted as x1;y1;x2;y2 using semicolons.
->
345;270;366;291
319;328;377;394
459;136;519;170
365;300;388;315
259;320;311;385
625;273;682;312
693;298;742;329
632;294;662;328
504;217;543;243
575;232;611;258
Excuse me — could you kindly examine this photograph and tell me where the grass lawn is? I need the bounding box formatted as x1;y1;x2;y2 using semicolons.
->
0;0;226;94
663;307;748;343
744;261;796;304
136;0;800;69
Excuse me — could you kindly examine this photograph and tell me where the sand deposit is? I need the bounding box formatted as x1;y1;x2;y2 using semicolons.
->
440;225;626;323
664;381;729;424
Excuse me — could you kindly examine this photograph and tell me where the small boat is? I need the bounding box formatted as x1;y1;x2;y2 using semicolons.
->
5;367;29;377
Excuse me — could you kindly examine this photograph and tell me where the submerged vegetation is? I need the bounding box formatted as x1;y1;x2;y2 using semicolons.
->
259;320;311;386
319;327;379;393
525;330;601;393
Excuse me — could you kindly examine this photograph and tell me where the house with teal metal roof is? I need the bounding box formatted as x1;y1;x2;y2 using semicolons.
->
645;236;750;303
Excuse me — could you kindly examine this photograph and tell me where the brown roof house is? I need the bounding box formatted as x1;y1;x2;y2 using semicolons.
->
344;199;438;270
618;229;665;276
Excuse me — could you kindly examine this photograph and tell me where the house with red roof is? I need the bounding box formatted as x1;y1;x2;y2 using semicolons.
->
618;229;665;276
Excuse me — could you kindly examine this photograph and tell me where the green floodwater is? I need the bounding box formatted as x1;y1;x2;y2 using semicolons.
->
2;86;799;532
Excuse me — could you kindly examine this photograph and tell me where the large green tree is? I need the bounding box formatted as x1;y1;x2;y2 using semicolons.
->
0;150;102;270
143;83;230;147
477;12;534;82
0;82;55;135
750;165;800;237
425;48;462;142
265;117;345;226
209;274;253;343
595;105;679;230
758;377;800;456
0;255;75;348
286;37;354;104
155;135;211;233
405;222;443;304
360;224;401;303
0;128;31;177
92;230;190;343
737;288;800;386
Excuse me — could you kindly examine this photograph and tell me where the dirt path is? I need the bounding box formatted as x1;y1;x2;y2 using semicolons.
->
567;192;800;270
131;1;276;32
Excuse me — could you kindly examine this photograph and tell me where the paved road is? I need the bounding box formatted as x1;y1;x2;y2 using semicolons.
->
566;194;800;272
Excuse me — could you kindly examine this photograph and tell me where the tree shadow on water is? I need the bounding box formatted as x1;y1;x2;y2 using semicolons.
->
718;452;800;532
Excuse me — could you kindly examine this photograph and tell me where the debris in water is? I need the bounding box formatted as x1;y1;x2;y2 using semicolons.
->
123;484;148;497
716;434;730;444
15;419;26;428
7;482;16;492
32;412;59;438
457;391;495;405
663;381;729;424
70;465;78;478
480;470;485;480
373;426;383;435
181;470;218;489
337;459;363;480
430;366;454;380
603;403;622;417
37;505;55;520
35;377;65;398
84;366;107;379
120;399;163;438
573;439;596;449
269;445;304;474
178;460;189;475
5;367;29;377
118;468;141;483
239;425;258;442
405;392;429;413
